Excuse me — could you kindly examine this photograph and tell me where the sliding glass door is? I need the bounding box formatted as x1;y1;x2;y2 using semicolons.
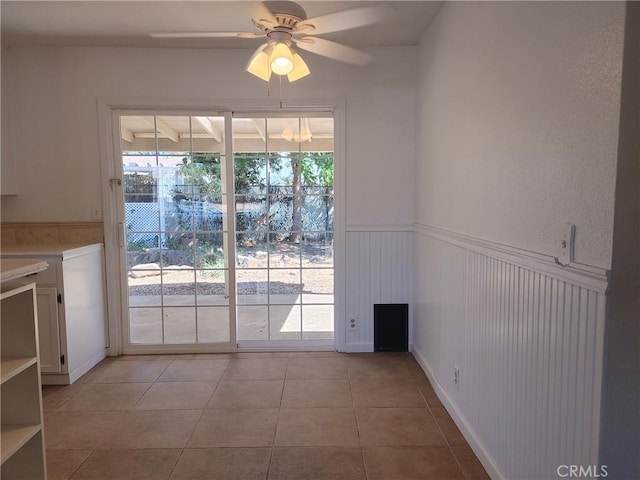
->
117;112;333;352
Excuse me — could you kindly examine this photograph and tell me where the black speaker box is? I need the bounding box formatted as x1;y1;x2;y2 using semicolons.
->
374;303;408;352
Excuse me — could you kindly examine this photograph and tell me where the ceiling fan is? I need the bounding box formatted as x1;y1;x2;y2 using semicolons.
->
151;1;394;82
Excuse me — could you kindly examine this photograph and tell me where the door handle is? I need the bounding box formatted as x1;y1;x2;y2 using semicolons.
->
118;223;125;247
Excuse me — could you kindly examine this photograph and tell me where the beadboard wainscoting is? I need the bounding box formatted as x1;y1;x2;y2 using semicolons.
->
343;226;414;351
412;224;608;480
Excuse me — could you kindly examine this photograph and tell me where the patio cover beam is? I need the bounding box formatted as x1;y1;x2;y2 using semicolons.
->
143;116;179;142
121;127;134;143
194;116;223;142
251;118;267;143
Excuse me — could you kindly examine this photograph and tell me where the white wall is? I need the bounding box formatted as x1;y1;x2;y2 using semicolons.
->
1;45;416;228
413;2;628;479
0;44;417;352
414;1;625;270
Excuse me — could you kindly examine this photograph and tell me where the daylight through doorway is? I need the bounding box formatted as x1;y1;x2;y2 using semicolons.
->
233;116;334;344
119;113;334;350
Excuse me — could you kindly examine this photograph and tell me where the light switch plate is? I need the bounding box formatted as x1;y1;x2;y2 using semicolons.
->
558;222;575;266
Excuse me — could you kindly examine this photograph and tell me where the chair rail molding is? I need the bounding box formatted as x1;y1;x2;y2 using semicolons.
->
345;223;414;232
413;223;609;293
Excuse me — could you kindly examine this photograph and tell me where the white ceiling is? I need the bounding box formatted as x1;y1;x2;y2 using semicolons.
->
1;1;442;49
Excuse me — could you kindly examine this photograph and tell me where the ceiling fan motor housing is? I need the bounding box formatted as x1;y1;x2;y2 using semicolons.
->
259;1;309;33
265;1;307;21
267;30;294;45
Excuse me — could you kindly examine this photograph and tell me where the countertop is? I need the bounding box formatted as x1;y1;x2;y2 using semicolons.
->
1;258;49;284
1;242;103;259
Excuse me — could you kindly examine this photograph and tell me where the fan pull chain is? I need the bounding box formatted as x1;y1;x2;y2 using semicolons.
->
264;75;284;108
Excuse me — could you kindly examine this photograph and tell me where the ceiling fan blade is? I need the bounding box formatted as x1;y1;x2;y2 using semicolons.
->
294;4;394;35
150;31;264;39
293;37;372;65
246;1;278;29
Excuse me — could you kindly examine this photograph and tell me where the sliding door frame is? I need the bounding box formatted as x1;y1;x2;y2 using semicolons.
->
98;98;346;355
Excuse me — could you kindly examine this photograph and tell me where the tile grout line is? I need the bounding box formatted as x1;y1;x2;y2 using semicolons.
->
416;374;470;479
62;449;94;480
166;448;186;480
265;358;288;480
165;357;227;447
347;364;370;479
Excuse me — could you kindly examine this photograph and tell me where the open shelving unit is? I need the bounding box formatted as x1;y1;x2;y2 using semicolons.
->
1;281;46;479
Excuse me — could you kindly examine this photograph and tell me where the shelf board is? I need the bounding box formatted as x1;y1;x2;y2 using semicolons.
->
0;424;41;464
0;280;37;299
0;357;37;385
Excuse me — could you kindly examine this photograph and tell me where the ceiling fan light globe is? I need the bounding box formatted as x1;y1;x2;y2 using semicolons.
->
246;45;272;81
270;42;294;75
272;57;294;75
282;127;295;142
287;52;310;82
281;124;312;143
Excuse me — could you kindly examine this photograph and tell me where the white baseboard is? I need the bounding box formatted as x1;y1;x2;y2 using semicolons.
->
43;349;107;385
340;342;374;353
69;349;107;383
411;345;504;480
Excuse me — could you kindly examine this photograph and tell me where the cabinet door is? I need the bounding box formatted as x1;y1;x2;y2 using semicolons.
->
36;287;62;373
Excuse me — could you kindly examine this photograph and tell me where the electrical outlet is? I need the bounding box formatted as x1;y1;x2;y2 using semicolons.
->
90;206;101;220
454;366;460;388
349;318;358;331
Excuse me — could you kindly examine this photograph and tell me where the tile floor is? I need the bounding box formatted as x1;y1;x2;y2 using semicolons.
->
43;352;489;480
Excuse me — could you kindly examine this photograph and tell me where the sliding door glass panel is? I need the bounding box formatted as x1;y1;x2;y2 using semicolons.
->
237;306;269;340
129;308;162;344
121;114;232;347
302;305;334;340
234;116;334;343
197;307;231;343
270;305;302;340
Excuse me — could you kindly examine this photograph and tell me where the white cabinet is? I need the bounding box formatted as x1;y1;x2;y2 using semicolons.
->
35;287;62;374
1;280;47;479
2;244;107;385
